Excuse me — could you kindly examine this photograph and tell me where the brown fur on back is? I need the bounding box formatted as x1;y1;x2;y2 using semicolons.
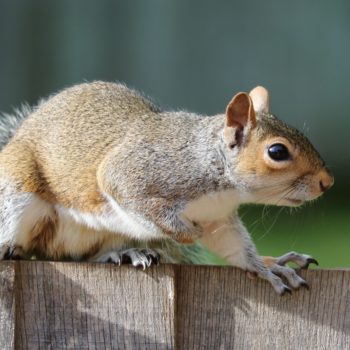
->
2;82;161;212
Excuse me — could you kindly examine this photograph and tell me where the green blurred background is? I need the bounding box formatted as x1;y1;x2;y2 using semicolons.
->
0;1;349;267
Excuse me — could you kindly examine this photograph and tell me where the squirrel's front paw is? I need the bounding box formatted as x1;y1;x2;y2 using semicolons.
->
95;248;160;269
251;251;318;295
266;251;319;270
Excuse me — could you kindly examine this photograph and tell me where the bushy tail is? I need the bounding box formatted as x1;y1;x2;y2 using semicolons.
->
0;103;34;150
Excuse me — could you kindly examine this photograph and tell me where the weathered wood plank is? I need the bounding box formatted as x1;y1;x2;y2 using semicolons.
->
0;262;349;350
0;261;15;350
15;262;175;350
176;266;350;350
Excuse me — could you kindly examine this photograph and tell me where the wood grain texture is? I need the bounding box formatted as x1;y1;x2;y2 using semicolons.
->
0;261;15;350
176;266;350;350
15;262;175;350
0;262;349;350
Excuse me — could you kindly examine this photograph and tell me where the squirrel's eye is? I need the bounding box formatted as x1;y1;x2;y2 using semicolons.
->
268;143;290;161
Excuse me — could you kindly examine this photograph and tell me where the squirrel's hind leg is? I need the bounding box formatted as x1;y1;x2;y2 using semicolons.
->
0;182;55;260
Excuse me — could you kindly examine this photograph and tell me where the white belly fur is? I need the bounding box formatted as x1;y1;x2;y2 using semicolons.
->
56;193;164;241
182;189;240;224
12;191;165;257
10;188;240;259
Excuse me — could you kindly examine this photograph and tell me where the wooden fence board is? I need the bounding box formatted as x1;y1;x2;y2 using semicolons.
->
15;262;175;350
0;262;349;350
0;261;15;350
176;266;350;350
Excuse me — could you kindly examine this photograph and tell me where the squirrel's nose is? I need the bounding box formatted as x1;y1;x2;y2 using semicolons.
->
318;170;334;193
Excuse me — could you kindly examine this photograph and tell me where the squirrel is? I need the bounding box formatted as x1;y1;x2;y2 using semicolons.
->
0;81;333;294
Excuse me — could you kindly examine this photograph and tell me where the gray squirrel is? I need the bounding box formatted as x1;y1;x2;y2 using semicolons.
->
0;81;333;294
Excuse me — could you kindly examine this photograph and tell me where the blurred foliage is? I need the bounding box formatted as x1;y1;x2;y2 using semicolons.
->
0;1;348;266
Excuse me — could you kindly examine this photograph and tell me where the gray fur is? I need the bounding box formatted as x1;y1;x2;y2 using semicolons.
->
0;104;32;150
0;81;332;294
0;98;48;150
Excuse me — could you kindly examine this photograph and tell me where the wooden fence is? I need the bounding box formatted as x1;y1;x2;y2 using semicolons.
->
0;261;349;349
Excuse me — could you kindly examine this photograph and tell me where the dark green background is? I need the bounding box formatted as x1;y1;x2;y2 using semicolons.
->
0;1;349;267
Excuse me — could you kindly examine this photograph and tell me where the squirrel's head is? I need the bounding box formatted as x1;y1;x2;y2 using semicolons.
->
223;86;334;207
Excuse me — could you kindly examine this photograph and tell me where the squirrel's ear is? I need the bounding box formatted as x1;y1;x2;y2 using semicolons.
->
249;86;269;114
224;92;256;148
225;92;256;130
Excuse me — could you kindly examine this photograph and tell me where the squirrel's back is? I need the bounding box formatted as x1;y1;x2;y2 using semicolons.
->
0;82;163;210
15;81;162;147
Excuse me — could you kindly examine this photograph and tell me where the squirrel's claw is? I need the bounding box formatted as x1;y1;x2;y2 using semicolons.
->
268;264;309;291
92;248;160;268
258;269;307;295
301;258;319;269
275;251;319;269
280;286;292;296
121;248;160;269
141;249;161;265
96;251;122;265
300;281;310;290
4;246;24;260
259;250;317;294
